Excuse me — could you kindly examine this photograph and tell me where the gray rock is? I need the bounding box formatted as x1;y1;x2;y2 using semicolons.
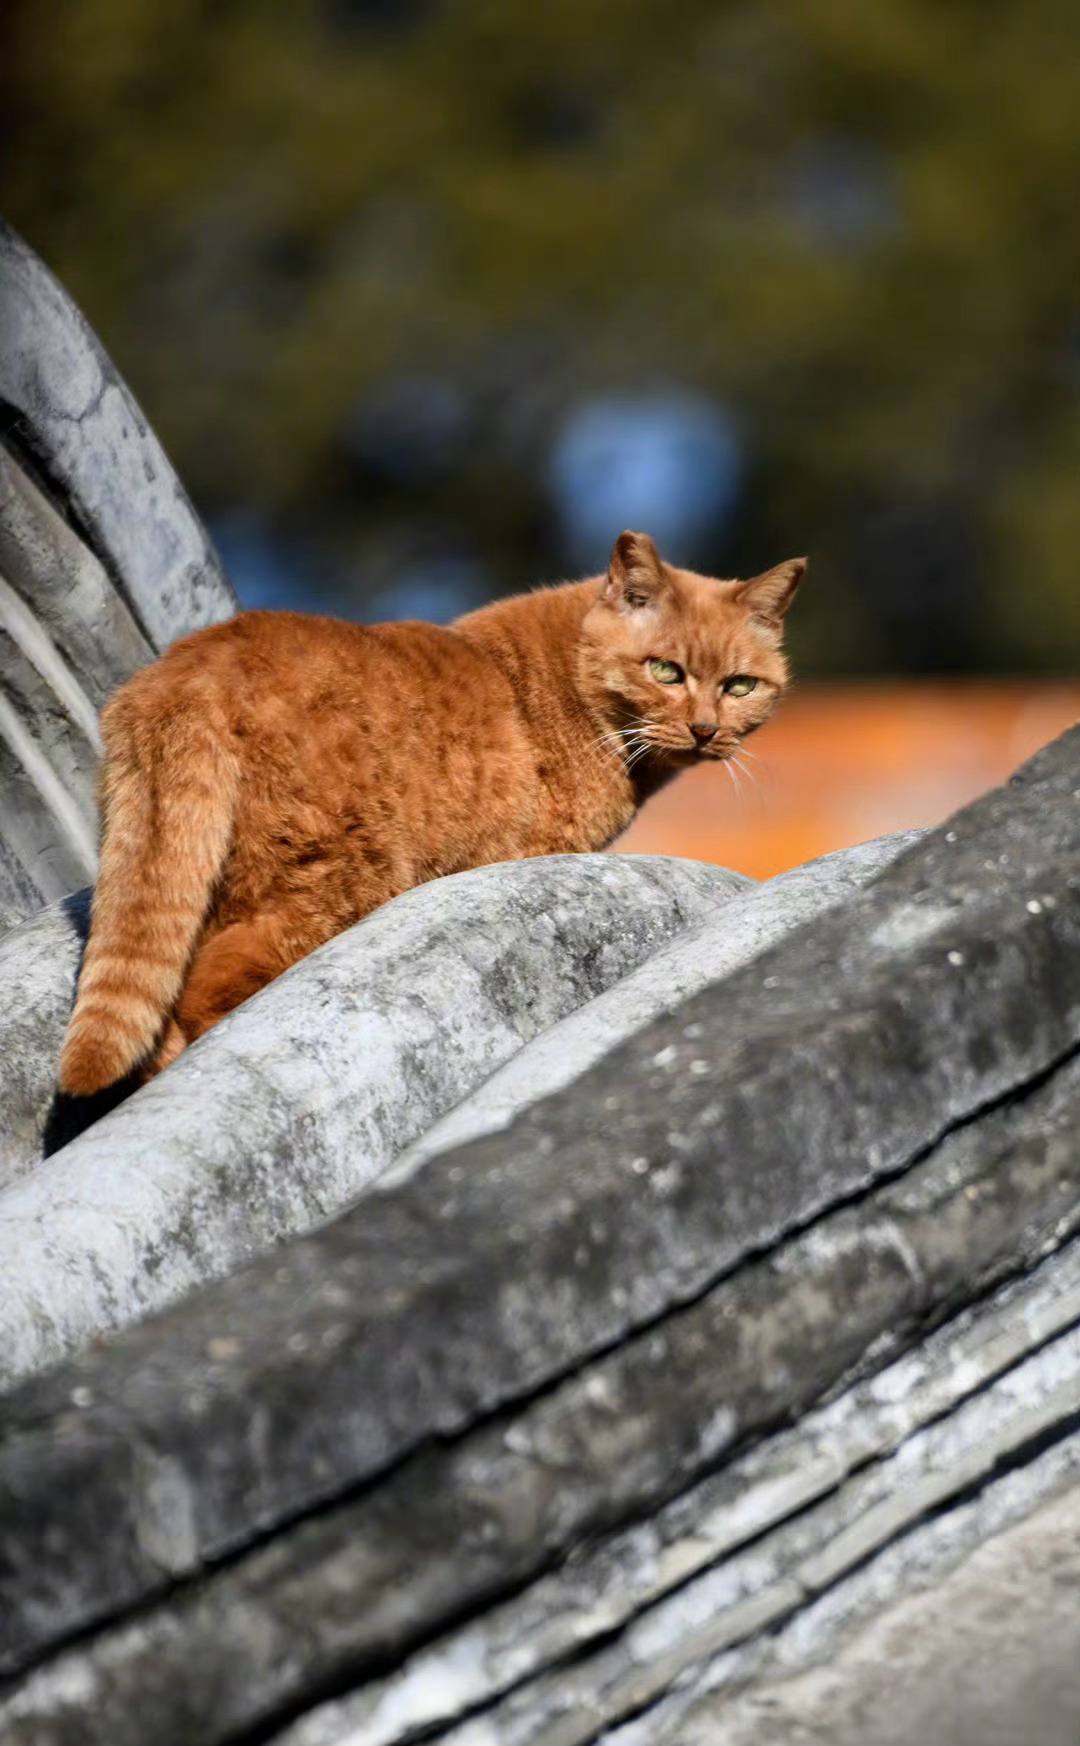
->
674;1473;1080;1746
0;890;88;1189
0;852;749;1388
0;222;235;928
272;1235;1080;1746
0;221;235;651
0;724;1077;1706
391;829;925;1178
3;1002;1080;1741
0;449;152;710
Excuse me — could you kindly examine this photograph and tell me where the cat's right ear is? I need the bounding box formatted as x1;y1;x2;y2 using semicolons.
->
603;531;668;612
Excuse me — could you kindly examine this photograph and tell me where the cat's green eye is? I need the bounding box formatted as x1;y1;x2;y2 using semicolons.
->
648;658;685;685
725;675;758;697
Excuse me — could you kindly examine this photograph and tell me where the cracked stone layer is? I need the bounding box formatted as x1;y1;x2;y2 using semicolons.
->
602;1433;1080;1746
280;1247;1080;1746
0;728;1078;1708
2;1027;1079;1741
392;829;925;1180
666;1470;1080;1746
266;1074;1080;1746
0;852;749;1389
0;221;235;651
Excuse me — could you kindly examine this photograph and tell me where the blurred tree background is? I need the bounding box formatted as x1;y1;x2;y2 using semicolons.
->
3;0;1080;676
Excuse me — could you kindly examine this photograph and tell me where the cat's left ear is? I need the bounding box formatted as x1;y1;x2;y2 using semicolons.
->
604;530;670;612
735;557;807;630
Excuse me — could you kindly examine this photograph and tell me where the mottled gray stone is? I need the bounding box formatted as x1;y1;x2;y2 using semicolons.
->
0;834;45;936
679;1476;1080;1746
3;1043;1080;1742
607;1436;1080;1746
0;719;95;925
300;1283;1080;1746
0;221;235;649
0;449;152;708
0;852;748;1388
265;1084;1080;1746
0;891;87;1189
393;829;925;1178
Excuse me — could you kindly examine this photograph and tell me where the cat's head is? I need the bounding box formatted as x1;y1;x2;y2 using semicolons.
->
578;530;804;764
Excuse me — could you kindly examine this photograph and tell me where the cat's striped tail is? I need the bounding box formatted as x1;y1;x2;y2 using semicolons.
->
59;678;239;1097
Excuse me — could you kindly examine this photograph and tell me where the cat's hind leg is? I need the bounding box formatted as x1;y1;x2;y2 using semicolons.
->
172;908;335;1050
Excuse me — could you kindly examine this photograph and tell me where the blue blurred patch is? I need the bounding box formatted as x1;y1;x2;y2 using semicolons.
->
547;391;743;572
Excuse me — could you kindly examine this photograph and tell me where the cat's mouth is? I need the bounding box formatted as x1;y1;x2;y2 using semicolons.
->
649;739;733;765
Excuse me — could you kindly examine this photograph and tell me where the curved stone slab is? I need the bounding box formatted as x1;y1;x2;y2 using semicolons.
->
3;992;1080;1738
0;221;235;649
0;852;749;1389
0;449;151;710
266;1210;1080;1746
392;829;925;1179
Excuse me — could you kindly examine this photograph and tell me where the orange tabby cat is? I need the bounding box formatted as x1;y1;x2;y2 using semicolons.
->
58;531;804;1097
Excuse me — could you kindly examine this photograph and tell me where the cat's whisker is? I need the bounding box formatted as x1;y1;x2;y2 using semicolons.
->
731;752;766;815
731;751;758;790
586;728;655;775
735;745;772;787
587;721;652;760
623;740;656;773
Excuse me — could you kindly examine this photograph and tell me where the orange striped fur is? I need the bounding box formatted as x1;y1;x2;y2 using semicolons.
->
59;534;803;1096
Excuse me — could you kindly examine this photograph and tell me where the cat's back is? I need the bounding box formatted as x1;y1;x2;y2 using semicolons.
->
139;607;504;715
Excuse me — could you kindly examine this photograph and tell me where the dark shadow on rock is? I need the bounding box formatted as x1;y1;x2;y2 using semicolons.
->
59;885;93;954
40;887;140;1155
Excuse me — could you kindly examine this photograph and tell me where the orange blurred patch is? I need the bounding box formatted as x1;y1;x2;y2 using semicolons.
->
615;683;1080;880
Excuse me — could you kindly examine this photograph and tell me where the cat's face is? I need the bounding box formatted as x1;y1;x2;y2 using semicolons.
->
578;530;804;766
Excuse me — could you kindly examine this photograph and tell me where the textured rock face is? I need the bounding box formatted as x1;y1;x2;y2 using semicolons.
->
0;890;88;1188
0;222;235;929
0;853;749;1387
392;828;925;1177
0;222;235;650
0;725;1077;1746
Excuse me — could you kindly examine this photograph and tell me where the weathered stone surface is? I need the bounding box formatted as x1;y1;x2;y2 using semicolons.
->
0;715;95;925
393;829;924;1177
0;890;87;1189
0;450;152;709
596;1425;1080;1746
0;832;915;1368
274;1243;1080;1746
0;725;1077;1702
0;835;44;938
3;1045;1079;1742
0;852;748;1387
676;1475;1080;1746
0;221;235;649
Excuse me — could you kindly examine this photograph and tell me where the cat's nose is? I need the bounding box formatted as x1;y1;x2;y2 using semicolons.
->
690;721;718;743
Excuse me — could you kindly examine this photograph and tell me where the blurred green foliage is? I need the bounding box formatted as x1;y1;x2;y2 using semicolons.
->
4;0;1080;671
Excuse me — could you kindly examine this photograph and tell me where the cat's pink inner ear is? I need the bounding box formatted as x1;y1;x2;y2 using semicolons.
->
735;556;807;628
605;530;668;610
